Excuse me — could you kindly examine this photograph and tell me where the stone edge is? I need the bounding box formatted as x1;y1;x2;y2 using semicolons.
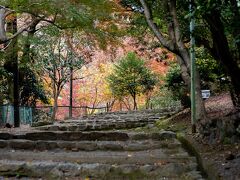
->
177;133;220;180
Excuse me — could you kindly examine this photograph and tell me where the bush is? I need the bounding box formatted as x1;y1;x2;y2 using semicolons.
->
150;87;181;109
164;63;190;108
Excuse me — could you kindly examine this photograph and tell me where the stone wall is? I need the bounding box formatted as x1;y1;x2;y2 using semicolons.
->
199;112;240;144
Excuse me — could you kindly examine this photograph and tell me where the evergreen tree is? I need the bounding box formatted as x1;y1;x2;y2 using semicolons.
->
107;52;157;110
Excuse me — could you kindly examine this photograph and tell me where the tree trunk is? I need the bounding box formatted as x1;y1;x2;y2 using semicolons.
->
176;55;206;121
69;66;73;118
204;10;240;110
119;100;123;111
0;97;3;127
133;93;137;110
140;0;206;122
52;87;61;120
13;19;20;128
6;15;20;127
52;76;57;120
145;92;150;109
0;8;7;43
52;96;58;120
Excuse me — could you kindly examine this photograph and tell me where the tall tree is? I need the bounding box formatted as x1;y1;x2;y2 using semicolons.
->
36;34;84;119
121;0;207;121
194;0;240;109
3;13;20;127
107;52;157;110
0;0;121;125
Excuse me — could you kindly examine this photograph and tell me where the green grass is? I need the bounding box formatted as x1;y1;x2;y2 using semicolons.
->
132;116;188;134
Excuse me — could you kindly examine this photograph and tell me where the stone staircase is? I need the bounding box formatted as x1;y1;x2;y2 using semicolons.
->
0;110;205;179
36;109;177;131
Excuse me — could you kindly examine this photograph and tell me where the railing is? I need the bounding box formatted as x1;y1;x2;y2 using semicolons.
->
0;104;32;126
0;105;108;126
0;104;183;126
34;105;108;120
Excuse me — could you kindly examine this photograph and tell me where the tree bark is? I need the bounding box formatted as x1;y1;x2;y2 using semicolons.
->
52;87;61;120
52;96;58;120
133;92;137;110
4;14;20;127
52;67;57;120
0;97;3;127
12;16;20;127
0;8;7;43
145;91;150;109
69;66;73;118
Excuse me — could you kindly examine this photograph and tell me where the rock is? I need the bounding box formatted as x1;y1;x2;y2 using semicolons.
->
35;141;49;151
152;131;176;140
58;126;68;131
26;132;58;141
0;140;8;148
225;152;235;161
78;125;87;131
146;123;155;129
100;143;123;151
32;109;53;127
48;126;59;131
0;133;12;140
183;171;203;179
130;133;150;140
139;165;156;173
58;141;76;150
8;140;35;150
49;167;64;178
4;123;13;128
31;121;53;127
76;142;98;151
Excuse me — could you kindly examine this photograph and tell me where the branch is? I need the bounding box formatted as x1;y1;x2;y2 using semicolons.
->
168;0;190;65
139;0;175;53
0;39;12;52
0;17;41;44
168;0;182;45
39;18;65;30
32;13;79;30
0;5;14;15
72;76;85;81
0;7;7;42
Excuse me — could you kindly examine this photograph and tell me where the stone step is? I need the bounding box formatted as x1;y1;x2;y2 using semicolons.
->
0;138;181;151
36;122;148;131
35;109;173;131
79;114;166;119
0;131;176;141
0;159;202;179
74;118;165;123
70;115;166;122
0;149;195;165
65;111;172;121
37;119;158;131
